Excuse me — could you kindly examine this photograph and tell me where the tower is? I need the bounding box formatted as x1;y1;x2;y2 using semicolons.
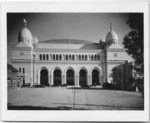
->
11;19;34;86
105;23;131;83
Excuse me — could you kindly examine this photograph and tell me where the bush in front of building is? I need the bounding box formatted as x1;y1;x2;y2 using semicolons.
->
21;83;30;88
103;82;115;89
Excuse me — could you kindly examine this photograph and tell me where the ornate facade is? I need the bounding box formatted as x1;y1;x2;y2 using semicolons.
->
11;20;133;87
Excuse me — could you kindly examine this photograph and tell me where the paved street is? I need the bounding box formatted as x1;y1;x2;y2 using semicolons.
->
8;87;144;110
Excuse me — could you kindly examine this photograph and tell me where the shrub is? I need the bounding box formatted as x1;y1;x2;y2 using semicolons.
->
103;82;114;89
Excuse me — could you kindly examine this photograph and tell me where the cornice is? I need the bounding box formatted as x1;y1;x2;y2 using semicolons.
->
33;48;104;53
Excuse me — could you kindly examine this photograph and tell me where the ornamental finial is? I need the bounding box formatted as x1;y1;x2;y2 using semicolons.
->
23;19;27;28
110;22;112;31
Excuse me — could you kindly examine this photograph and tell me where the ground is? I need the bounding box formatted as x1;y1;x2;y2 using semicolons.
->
8;87;144;110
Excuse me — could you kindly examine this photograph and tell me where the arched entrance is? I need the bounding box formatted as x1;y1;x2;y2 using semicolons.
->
40;68;49;86
53;69;62;86
92;69;100;86
66;69;74;85
79;69;87;87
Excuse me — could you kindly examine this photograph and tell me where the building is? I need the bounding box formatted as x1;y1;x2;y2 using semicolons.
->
7;64;21;87
11;20;133;87
112;61;144;91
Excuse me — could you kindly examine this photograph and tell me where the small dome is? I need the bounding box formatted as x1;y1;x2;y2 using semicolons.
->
32;37;38;44
105;30;118;42
18;27;32;40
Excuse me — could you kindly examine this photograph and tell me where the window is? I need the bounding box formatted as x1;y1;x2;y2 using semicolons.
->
43;54;45;60
97;55;100;60
20;52;24;56
94;55;97;61
114;53;117;57
85;55;87;61
53;54;55;60
59;55;62;60
91;55;94;61
56;54;59;60
39;54;42;60
23;68;25;73
19;68;21;72
72;55;75;61
82;55;84;61
46;54;49;60
69;55;71;60
79;55;81;61
66;55;68;61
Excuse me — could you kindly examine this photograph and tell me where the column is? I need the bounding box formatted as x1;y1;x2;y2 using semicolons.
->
88;74;92;86
48;75;51;86
62;74;66;85
64;74;66;85
36;74;38;85
76;74;80;87
99;74;103;85
51;74;53;86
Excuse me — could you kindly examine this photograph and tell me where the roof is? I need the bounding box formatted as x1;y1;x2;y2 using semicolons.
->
38;39;94;44
8;64;19;72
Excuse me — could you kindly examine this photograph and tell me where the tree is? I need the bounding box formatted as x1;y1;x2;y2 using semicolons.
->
123;13;144;75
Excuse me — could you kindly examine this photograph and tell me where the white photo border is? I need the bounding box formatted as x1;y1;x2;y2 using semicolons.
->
1;0;149;121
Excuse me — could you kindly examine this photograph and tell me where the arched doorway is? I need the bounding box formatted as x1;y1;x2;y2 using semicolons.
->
40;68;49;86
92;69;100;86
66;69;74;85
53;69;62;86
79;69;87;87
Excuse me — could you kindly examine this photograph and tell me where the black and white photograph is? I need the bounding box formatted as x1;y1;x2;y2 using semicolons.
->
7;12;144;110
1;0;149;122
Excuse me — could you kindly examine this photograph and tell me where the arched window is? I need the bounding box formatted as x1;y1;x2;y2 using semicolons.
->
72;55;75;61
66;55;68;61
53;54;55;61
97;55;100;60
91;55;94;61
43;54;45;60
39;54;42;60
59;55;62;60
46;54;49;60
82;55;84;61
94;55;97;61
69;55;71;60
56;54;59;60
85;55;87;61
79;55;81;61
19;68;21;72
22;68;25;73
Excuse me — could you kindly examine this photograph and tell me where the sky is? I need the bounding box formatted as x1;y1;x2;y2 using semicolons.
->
7;13;131;63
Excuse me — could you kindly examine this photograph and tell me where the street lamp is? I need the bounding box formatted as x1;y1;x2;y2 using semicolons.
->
32;54;35;87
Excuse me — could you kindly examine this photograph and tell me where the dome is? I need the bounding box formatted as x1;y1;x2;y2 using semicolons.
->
105;30;118;42
18;27;32;40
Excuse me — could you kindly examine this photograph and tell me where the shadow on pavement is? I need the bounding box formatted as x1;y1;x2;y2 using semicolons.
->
8;103;144;110
53;103;144;110
7;105;85;110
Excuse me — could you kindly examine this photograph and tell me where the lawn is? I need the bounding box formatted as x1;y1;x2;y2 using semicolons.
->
8;87;144;110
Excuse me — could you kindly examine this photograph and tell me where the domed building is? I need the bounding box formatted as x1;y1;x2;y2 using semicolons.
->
11;20;133;87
